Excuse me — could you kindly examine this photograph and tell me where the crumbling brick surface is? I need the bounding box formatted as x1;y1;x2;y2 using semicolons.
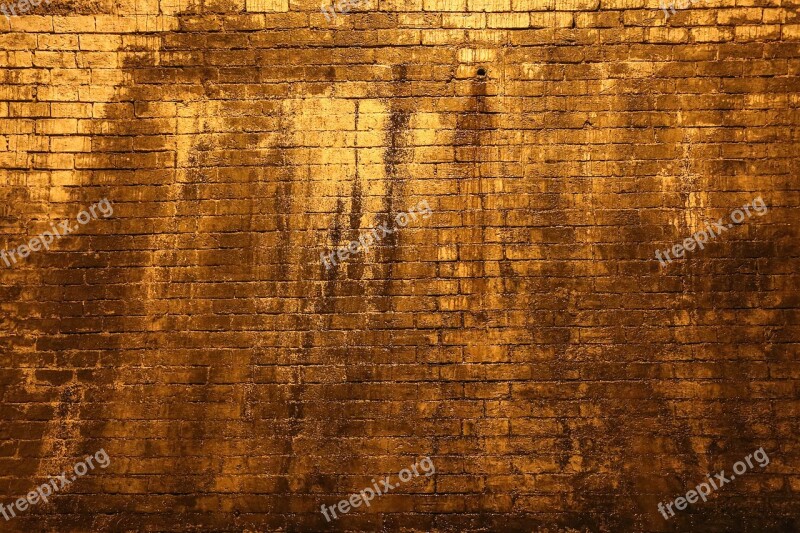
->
0;0;799;530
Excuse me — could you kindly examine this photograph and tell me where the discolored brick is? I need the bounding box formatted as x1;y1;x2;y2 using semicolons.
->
0;0;799;531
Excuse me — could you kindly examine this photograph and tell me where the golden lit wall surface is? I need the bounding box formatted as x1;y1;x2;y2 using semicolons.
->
0;0;798;530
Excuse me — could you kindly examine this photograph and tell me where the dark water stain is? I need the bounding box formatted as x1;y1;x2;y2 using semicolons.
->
271;106;297;284
453;65;494;287
25;27;277;527
374;104;410;309
319;197;346;306
5;149;132;530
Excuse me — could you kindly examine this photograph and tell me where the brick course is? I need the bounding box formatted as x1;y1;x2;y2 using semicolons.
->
0;0;799;530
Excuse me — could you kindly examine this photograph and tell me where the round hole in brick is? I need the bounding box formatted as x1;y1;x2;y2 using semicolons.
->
477;68;486;76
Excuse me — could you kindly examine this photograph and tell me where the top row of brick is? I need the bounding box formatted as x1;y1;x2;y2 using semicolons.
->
1;0;784;17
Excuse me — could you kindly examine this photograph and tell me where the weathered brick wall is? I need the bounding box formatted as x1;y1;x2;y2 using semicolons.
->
1;0;799;530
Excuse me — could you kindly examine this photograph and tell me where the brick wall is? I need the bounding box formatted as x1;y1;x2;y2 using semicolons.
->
1;0;799;530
